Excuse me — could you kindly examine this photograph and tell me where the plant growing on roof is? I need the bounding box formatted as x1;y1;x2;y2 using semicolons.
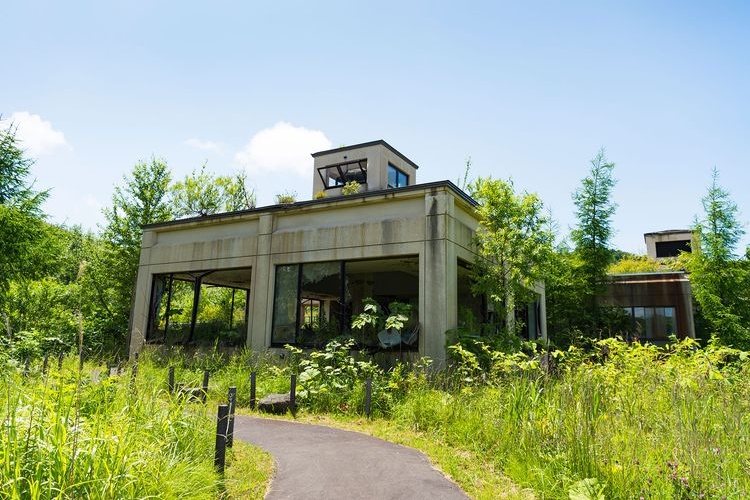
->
341;181;361;196
275;190;297;204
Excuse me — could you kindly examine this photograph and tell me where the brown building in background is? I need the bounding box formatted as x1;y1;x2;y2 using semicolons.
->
605;271;695;343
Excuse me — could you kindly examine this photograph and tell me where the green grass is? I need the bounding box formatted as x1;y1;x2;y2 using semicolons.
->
0;354;273;499
223;441;274;499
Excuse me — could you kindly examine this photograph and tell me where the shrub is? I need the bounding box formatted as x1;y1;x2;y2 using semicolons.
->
341;181;361;195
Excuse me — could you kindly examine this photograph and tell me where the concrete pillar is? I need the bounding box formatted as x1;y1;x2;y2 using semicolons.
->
248;214;274;350
421;191;457;367
129;231;157;359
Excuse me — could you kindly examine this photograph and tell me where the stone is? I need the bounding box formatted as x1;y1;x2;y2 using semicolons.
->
176;383;207;402
258;393;295;414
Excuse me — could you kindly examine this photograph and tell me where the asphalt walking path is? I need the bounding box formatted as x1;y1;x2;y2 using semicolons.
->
232;416;470;500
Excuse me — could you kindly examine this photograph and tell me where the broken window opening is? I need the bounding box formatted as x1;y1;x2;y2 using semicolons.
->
317;159;368;189
147;268;251;347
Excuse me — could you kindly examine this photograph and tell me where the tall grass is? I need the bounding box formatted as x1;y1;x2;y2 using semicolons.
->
1;357;221;499
389;339;750;498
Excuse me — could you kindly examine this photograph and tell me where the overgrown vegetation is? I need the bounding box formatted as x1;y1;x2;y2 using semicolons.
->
1;358;222;498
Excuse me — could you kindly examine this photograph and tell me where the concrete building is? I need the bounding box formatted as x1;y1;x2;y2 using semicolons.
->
602;229;697;342
127;140;547;363
644;229;693;259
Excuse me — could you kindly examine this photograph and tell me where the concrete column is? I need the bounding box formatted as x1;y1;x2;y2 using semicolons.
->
248;214;274;350
421;191;457;367
129;230;157;358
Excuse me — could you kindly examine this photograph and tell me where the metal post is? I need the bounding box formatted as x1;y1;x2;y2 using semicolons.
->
365;378;372;418
250;371;257;409
42;354;49;375
227;387;237;448
215;404;229;473
188;275;203;344
164;275;174;344
168;366;175;393
229;288;236;331
290;374;296;414
202;370;210;404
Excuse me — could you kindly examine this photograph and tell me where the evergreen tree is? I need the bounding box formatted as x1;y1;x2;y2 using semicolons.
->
571;149;617;332
684;168;750;348
0;121;50;301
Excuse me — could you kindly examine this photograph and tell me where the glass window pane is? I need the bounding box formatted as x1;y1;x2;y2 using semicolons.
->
344;256;419;349
299;262;341;347
664;307;676;335
644;307;655;338
388;165;397;188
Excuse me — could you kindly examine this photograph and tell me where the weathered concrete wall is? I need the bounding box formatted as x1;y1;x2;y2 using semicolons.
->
129;183;478;365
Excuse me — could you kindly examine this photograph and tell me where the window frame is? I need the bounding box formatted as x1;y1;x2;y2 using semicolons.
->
623;305;676;340
317;159;368;190
387;163;409;188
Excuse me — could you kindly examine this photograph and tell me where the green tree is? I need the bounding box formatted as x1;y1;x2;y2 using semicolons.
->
469;177;554;334
571;148;617;332
172;165;255;218
0;121;50;302
101;157;173;345
683;168;750;348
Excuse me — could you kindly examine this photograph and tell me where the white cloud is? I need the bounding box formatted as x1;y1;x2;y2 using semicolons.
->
4;112;70;156
235;122;332;178
184;138;222;151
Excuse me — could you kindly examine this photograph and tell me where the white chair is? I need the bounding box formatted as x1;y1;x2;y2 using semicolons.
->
377;329;401;349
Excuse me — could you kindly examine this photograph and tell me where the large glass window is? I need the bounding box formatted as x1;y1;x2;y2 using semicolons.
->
271;257;419;349
387;163;409;188
624;306;676;340
317;159;367;189
147;269;250;347
299;262;343;346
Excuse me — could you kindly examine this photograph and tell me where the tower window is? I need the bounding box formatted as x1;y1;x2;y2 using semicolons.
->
317;159;367;189
387;164;408;188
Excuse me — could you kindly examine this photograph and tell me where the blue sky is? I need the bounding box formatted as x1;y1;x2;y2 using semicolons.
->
3;1;749;253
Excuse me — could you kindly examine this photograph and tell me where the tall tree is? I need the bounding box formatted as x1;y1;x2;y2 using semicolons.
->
571;148;617;331
470;177;554;334
171;165;255;218
101;157;173;342
0;121;50;301
684;168;750;348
